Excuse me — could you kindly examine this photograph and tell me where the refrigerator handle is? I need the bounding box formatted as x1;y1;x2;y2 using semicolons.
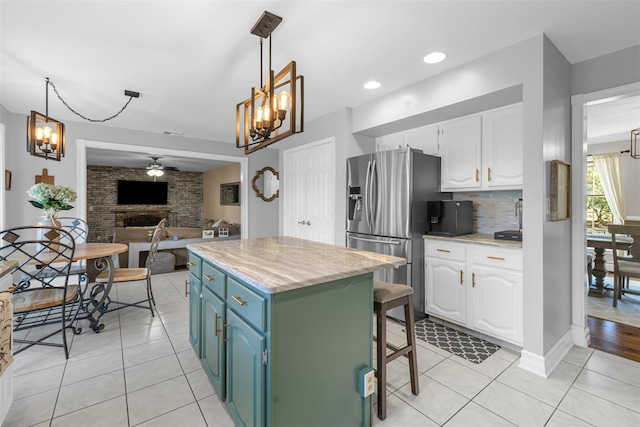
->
365;160;372;228
349;236;402;245
370;158;377;228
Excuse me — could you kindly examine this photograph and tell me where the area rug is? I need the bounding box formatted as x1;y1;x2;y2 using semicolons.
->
414;319;500;364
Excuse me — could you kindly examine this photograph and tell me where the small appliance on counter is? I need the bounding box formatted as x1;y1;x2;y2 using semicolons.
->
426;200;473;236
494;198;523;242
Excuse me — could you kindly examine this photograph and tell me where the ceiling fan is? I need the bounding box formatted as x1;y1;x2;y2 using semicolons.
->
146;156;178;179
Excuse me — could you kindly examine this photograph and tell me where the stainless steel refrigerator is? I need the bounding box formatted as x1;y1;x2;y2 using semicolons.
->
346;148;450;321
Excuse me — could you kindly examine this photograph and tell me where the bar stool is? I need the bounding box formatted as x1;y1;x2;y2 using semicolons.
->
373;280;419;420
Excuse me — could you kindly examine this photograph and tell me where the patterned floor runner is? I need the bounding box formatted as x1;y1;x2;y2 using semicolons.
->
414;318;500;364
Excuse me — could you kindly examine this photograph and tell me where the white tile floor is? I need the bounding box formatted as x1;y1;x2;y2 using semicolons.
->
4;270;640;427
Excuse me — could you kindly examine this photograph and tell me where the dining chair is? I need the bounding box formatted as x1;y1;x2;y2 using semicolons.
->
608;224;640;307
94;218;167;316
0;225;84;359
26;217;89;290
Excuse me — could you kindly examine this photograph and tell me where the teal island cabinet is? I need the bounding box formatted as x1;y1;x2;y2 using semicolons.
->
187;236;405;427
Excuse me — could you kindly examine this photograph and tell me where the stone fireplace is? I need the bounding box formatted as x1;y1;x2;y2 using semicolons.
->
115;209;174;227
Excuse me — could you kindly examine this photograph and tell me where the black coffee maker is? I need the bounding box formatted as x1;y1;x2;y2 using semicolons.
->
426;200;473;236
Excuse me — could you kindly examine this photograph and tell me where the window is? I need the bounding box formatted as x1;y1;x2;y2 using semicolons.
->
586;157;612;234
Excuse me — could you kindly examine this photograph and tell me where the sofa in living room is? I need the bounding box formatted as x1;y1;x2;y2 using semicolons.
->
112;222;241;268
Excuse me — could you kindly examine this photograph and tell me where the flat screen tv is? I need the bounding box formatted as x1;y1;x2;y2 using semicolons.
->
117;180;168;205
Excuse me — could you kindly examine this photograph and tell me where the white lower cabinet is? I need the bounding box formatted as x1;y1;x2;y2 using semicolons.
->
425;239;523;346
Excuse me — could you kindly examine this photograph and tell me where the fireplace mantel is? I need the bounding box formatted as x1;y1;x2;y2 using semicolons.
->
114;209;174;227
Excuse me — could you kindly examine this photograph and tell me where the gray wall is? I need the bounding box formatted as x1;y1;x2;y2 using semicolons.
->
571;45;640;95
540;36;572;354
1;110;279;238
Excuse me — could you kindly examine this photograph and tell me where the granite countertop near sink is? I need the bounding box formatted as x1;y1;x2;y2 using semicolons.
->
0;260;18;279
423;233;523;248
187;236;406;294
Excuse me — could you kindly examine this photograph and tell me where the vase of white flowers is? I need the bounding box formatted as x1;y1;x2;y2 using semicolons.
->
27;183;77;248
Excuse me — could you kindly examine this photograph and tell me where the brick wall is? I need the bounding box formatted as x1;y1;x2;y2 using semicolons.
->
87;166;203;242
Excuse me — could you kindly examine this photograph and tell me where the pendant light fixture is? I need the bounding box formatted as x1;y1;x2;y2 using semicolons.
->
27;78;65;161
631;128;639;159
27;77;139;161
236;11;304;155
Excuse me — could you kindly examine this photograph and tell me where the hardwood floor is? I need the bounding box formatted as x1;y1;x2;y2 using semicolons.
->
588;315;640;363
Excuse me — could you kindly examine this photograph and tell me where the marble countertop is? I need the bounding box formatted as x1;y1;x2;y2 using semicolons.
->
187;236;406;294
0;260;18;279
423;233;523;248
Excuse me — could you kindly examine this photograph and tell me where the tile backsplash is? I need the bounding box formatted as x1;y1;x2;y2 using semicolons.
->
452;191;523;234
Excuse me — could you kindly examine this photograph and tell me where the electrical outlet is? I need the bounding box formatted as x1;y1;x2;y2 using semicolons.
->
358;367;375;397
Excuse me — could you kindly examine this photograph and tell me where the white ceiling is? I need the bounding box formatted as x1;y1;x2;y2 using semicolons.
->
1;1;639;171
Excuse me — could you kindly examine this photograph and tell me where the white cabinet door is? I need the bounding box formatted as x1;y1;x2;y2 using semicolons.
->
425;256;467;325
283;139;335;244
404;124;439;156
470;264;523;345
483;104;523;189
440;116;482;190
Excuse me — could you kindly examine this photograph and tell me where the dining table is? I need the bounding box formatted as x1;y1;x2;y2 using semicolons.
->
72;242;128;332
586;235;631;297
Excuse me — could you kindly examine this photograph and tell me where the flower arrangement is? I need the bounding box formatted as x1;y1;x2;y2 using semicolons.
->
27;183;77;218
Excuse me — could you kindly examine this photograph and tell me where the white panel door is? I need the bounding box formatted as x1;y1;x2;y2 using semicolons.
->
283;138;335;244
283;148;307;239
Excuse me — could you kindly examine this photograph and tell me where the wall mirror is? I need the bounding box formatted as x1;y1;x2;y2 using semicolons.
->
251;167;280;202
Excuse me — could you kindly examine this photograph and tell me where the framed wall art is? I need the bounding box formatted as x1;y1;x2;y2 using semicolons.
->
220;182;240;206
550;160;571;221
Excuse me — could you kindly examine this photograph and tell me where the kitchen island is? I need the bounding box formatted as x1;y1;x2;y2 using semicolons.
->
186;236;405;427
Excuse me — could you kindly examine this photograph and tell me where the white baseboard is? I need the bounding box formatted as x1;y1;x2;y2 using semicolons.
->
572;323;591;347
518;329;574;378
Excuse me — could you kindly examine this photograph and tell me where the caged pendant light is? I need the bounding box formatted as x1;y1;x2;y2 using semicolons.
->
27;78;65;161
236;11;304;154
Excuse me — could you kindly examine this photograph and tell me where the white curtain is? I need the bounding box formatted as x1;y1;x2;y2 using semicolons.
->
593;152;626;225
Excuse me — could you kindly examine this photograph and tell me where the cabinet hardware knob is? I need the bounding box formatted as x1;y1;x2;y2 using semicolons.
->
186;261;196;267
487;256;505;260
475;168;479;182
488;167;492;181
436;248;450;253
203;274;215;281
472;272;476;288
184;280;189;297
214;313;221;337
460;270;463;285
231;295;247;306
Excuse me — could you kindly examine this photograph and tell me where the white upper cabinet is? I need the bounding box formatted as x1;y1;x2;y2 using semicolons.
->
374;103;522;192
440;103;523;192
375;124;439;155
482;104;523;189
440;116;482;190
403;124;439;155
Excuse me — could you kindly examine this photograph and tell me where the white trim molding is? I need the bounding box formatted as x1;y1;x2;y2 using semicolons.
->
518;329;574;378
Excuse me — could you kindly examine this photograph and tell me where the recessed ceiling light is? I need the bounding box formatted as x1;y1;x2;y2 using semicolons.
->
423;52;446;64
364;81;381;90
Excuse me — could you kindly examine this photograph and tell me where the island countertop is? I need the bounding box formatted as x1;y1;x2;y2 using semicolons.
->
187;236;406;294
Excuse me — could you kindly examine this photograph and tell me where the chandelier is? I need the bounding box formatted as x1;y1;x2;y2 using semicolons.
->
27;77;139;161
236;11;304;155
27;78;65;161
